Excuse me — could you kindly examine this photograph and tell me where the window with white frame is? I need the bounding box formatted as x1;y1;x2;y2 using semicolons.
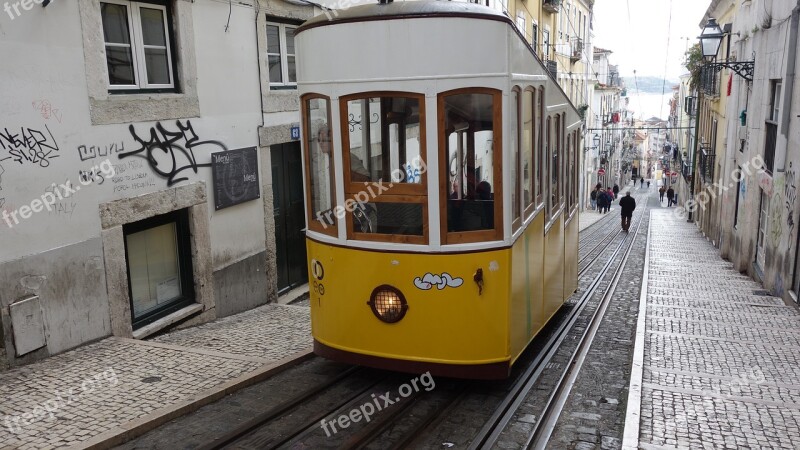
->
267;22;297;88
516;11;526;34
100;1;175;91
542;28;550;59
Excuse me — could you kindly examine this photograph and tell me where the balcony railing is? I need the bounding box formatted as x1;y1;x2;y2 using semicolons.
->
699;147;715;184
682;159;693;183
701;66;720;96
570;38;583;63
764;121;777;175
546;59;558;79
543;0;561;13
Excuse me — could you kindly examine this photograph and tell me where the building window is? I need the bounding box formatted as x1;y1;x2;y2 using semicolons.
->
124;209;194;329
439;88;503;244
267;22;297;88
100;1;175;91
532;22;539;55
341;93;428;244
302;95;337;236
516;11;526;32
542;29;551;59
764;80;781;174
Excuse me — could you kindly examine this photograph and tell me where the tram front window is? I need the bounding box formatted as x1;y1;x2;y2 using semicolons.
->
443;93;496;233
341;93;428;243
345;96;423;185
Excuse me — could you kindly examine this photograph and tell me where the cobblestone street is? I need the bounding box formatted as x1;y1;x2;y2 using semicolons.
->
625;209;800;449
0;304;311;449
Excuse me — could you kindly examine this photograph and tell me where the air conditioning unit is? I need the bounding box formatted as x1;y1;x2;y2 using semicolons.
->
738;125;747;141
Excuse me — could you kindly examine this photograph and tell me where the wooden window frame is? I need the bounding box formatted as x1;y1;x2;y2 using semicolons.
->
512;87;522;233
536;87;544;208
339;91;428;244
523;87;536;219
438;87;504;245
301;93;337;237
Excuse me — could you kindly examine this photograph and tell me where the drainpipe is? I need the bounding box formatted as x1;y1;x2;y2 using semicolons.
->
780;1;800;145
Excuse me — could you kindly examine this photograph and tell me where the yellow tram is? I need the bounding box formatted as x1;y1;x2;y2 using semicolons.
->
296;1;580;379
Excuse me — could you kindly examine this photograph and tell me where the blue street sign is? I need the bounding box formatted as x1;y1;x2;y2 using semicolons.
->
291;126;300;140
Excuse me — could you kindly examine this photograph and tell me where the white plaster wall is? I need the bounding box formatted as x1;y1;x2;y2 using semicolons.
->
0;1;265;268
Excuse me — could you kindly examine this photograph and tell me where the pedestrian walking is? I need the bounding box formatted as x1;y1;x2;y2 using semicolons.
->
613;184;619;199
666;186;675;207
596;187;608;213
619;191;636;231
607;187;615;202
640;176;644;187
647;180;651;188
659;186;666;202
590;187;598;210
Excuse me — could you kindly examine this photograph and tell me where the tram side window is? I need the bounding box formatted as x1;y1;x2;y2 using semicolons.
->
440;89;503;244
522;89;534;216
536;87;544;207
341;94;427;242
551;115;561;215
303;96;336;235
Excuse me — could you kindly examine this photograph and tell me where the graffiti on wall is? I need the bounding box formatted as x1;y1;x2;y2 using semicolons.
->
121;120;228;186
44;181;78;219
78;142;125;162
785;166;796;239
0;124;60;168
32;100;63;124
109;159;157;193
770;192;783;248
0;163;4;210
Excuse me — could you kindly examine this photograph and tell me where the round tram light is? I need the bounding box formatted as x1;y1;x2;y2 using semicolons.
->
367;285;408;323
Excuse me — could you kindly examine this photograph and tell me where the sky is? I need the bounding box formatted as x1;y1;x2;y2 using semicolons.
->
592;0;713;81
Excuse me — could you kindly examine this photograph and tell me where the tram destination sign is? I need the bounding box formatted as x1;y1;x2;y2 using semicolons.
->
211;147;261;211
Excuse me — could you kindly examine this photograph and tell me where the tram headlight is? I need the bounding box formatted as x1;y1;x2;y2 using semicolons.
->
367;285;408;323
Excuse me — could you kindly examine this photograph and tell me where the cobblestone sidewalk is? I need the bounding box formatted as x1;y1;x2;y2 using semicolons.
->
0;303;311;449
625;210;800;449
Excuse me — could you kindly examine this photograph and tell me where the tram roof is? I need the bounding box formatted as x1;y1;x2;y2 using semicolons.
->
296;1;511;34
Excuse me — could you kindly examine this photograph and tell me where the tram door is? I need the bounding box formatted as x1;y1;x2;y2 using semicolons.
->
272;142;308;294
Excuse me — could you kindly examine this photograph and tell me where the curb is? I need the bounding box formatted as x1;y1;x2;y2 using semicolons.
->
73;349;315;450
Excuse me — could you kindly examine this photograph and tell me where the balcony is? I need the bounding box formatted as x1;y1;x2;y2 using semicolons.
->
700;147;715;184
570;38;583;63
543;0;561;14
764;121;777;175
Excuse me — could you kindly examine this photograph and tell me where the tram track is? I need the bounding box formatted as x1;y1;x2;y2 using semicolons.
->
134;195;650;450
466;193;648;450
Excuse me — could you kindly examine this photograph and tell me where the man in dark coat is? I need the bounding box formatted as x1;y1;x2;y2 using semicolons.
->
619;191;636;231
667;186;675;207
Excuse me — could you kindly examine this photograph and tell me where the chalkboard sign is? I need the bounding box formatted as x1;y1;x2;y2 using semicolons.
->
211;147;260;211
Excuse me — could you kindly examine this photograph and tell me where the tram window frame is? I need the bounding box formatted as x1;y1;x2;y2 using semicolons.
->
438;88;504;245
522;88;535;219
566;133;572;213
571;129;579;216
511;87;522;233
536;87;544;208
301;94;338;237
339;91;428;245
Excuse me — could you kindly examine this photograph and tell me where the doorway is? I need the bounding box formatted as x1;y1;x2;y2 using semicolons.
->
272;142;308;294
756;189;768;272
